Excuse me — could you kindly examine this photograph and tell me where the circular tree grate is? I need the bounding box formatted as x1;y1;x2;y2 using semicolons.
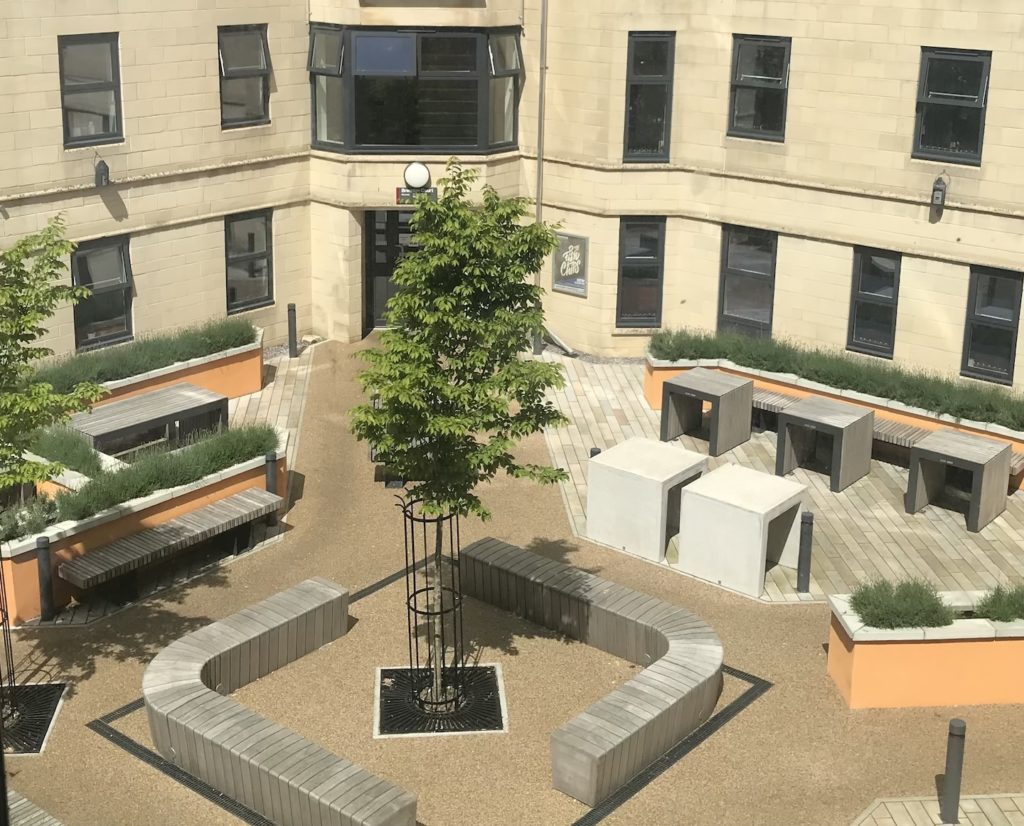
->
376;666;504;737
3;683;67;754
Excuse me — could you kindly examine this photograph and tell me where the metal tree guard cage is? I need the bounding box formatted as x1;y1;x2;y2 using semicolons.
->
400;498;465;714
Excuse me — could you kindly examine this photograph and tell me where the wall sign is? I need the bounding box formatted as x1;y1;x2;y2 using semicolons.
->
552;233;588;297
396;187;438;204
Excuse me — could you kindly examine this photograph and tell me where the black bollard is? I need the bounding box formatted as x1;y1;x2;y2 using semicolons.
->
797;512;814;593
589;447;602;458
287;303;298;358
265;451;279;527
940;719;967;824
36;536;55;623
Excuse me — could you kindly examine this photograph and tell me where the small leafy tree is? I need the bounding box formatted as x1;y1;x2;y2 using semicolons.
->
350;162;567;702
0;216;104;492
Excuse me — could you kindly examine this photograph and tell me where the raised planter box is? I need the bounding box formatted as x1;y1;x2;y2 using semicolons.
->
826;593;1024;709
93;328;264;406
1;429;288;625
645;356;1024;488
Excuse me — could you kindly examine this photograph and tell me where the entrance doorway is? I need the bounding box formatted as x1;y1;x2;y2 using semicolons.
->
365;210;417;333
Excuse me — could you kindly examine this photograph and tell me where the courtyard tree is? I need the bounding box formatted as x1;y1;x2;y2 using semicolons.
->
0;216;104;492
350;161;567;710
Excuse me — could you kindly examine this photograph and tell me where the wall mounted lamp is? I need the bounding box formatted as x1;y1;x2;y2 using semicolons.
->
403;162;430;191
94;159;110;188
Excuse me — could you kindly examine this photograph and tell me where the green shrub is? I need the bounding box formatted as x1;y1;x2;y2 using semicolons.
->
0;496;58;542
30;427;103;477
649;328;1024;430
849;579;954;629
55;425;278;522
975;584;1024;622
35;318;257;394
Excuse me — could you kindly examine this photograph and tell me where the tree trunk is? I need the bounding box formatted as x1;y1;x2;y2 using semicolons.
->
430;516;444;705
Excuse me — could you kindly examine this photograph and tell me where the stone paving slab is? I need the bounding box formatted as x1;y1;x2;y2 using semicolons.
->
8;790;63;825
852;793;1024;825
541;352;1024;603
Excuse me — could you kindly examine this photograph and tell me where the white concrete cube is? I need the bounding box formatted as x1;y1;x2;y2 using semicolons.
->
586;437;708;563
676;464;806;598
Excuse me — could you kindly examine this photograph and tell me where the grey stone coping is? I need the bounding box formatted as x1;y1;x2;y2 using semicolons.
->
827;593;1024;642
1;428;288;560
100;328;263;393
647;356;1024;442
142;578;416;826
460;537;724;808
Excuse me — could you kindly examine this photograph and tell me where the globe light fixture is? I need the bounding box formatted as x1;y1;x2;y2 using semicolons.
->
403;162;430;190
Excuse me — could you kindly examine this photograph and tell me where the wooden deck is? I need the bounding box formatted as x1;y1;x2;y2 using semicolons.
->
541;352;1024;603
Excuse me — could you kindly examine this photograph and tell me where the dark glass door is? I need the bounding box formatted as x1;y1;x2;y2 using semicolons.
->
365;210;417;333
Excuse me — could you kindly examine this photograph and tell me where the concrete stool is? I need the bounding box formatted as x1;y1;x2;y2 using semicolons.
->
676;464;805;597
906;428;1011;532
660;367;753;456
586;438;707;563
776;396;873;492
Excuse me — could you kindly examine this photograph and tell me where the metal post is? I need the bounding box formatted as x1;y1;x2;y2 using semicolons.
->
797;512;813;593
531;0;550;357
265;451;279;527
0;743;8;826
35;536;55;623
287;303;298;359
589;447;601;458
940;718;967;824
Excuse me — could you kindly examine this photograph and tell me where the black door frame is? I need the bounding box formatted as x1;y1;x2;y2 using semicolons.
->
363;209;416;335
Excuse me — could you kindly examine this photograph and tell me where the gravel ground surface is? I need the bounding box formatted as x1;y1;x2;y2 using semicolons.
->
5;339;1024;826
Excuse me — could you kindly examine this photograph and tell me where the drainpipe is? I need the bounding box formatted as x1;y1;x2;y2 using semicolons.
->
532;0;550;356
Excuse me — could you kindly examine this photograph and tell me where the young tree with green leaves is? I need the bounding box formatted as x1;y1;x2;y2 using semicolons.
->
0;216;104;492
350;162;567;705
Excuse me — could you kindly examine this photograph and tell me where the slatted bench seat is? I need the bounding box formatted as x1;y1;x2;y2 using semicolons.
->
460;537;723;807
58;488;282;590
143;578;416;826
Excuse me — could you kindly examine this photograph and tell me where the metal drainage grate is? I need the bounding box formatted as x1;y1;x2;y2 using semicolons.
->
3;683;67;754
377;666;504;736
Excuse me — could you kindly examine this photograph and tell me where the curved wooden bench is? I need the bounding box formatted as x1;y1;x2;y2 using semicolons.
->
460;538;724;807
142;578;416;826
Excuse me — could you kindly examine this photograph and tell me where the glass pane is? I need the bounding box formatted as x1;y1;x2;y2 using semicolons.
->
220;29;266;72
489;76;514;145
974;272;1019;322
221;76;266;122
227;216;269;257
967;324;1014;378
735;40;786;83
621;222;662;259
851;302;895;351
74;245;126;290
619;264;661;322
858;252;898;299
353;34;415;75
919;104;982;158
626;83;668;155
74;290;130;347
417;79;479;146
354;77;418;144
314;75;344;144
61;40;114;85
926;57;985;100
311;29;343;73
723;272;773;324
731;87;785;134
726;228;774;276
64;90;118;138
631;39;670;77
421;36;476;72
489;34;519;74
227;260;271;309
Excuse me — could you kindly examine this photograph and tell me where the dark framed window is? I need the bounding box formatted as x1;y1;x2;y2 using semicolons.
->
58;33;122;148
225;210;274;313
624;32;674;161
218;25;271;128
728;35;790;141
914;48;991;166
309;26;522;153
616;218;665;327
847;248;901;358
71;237;133;350
718;225;777;336
961;267;1022;385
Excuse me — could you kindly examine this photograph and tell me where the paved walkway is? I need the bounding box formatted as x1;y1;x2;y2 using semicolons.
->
541;352;1024;602
9;790;63;825
853;794;1024;825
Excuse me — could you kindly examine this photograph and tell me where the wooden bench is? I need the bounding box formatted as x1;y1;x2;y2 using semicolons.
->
70;383;229;458
460;538;723;807
142;578;416;826
58;488;282;590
